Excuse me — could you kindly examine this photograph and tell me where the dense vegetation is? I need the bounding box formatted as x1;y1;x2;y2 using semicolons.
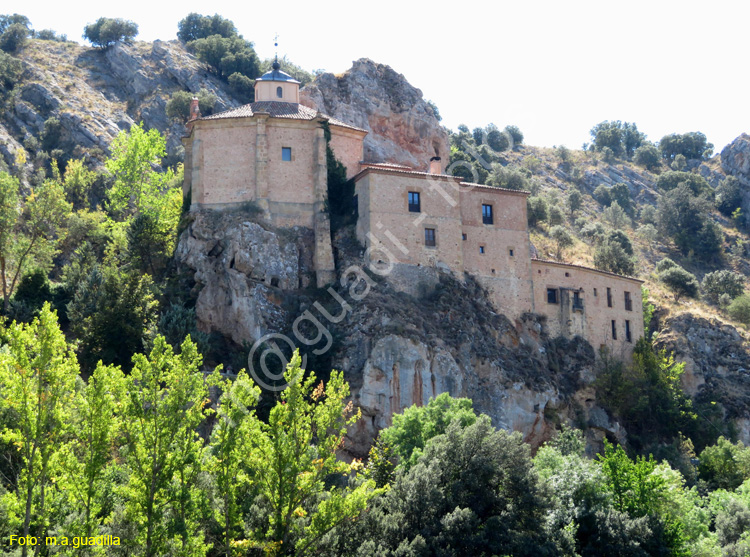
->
1;11;750;556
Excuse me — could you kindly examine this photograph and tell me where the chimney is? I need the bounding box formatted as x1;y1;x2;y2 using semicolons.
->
429;156;441;174
189;97;201;121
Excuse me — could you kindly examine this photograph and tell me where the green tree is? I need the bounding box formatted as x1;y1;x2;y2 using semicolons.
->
207;369;261;557
715;176;742;217
187;35;259;82
176;13;237;42
594;238;635;276
549;225;574;261
59;362;125;541
603;201;631;229
659;132;713;161
0;305;78;557
378;392;477;472
105;122;173;217
698;437;750;490
633;143;661;170
567;189;582;215
247;351;378;555
701;270;745;304
727;294;750;324
671;154;687;171
655;171;709;195
0;174;70;314
0;21;30;53
609;182;633;216
657;184;722;260
62;158;97;210
527;196;548;227
165;89;217;121
485;124;510;152
590;120;645;159
659;265;700;301
120;336;212;557
83;17;139;48
487;163;528;190
592;184;611;206
504;124;524;146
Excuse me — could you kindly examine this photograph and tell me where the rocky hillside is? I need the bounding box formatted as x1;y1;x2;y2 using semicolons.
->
3;36;750;452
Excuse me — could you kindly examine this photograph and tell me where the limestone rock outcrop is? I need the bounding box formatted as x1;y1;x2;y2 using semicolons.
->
654;312;750;444
300;58;450;172
721;133;750;185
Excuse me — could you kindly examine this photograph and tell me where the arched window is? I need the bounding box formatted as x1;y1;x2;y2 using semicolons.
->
276;86;283;98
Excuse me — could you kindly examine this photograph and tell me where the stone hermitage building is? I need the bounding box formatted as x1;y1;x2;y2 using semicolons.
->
182;61;644;357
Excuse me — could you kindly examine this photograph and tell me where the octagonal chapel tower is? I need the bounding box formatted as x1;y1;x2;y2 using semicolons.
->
182;59;366;287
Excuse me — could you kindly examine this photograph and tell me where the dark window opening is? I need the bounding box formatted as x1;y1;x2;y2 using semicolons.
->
462;233;467;241
479;245;485;254
625;320;632;342
270;277;280;288
624;291;633;311
425;228;436;247
408;191;421;212
282;147;292;161
547;288;558;304
565;272;570;277
276;86;283;98
594;288;598;296
607;287;613;308
611;320;617;340
482;204;493;225
509;248;514;257
573;291;584;311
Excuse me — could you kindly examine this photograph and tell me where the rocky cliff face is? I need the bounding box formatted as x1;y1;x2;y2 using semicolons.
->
722;133;750;186
176;215;629;456
300;58;450;172
654;312;750;444
1;39;240;176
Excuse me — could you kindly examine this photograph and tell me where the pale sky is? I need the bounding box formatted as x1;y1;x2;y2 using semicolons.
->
16;1;750;152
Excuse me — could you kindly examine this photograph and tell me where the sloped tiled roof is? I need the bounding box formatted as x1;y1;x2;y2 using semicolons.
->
531;258;644;282
199;102;367;133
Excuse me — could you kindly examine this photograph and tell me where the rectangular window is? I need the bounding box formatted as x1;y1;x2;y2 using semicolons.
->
282;147;292;161
479;245;485;254
573;291;584;310
462;233;467;241
624;291;633;311
424;228;436;247
509;248;514;257
611;320;617;340
482;204;493;225
625;320;632;342
594;288;598;297
607;287;613;308
547;288;558;304
408;191;421;213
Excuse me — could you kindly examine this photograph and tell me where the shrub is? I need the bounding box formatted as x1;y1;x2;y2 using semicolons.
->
485;124;510;152
549;225;573;261
593;184;611;206
659;131;714;161
659;266;699;301
610;182;633;215
187;35;259;81
594;238;635;276
165;89;217;121
547;204;564;226
727;294;750;324
0;50;22;93
657;184;722;260
633;143;660;170
567;189;582;215
639;205;657;225
487;164;528;190
504;124;523;146
603;201;631;229
701;270;744;304
41;117;62;152
697;437;750;490
590;120;646;159
527;196;548;227
715;176;742;217
655;258;678;274
0;22;30;53
176;13;236;42
671;154;687;171
655;171;709;195
83;18;139;48
227;72;254;102
34;29;68;42
580;221;605;242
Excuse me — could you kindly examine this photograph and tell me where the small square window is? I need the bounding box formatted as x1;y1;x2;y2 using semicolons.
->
547;288;558;304
479;245;485;254
408;191;421;213
425;228;436;247
482;204;493;225
565;272;570;277
282;147;292;161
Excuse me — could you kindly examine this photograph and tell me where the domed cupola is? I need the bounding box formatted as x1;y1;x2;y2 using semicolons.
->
254;57;301;103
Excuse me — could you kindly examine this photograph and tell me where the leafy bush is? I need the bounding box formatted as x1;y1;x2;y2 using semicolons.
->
634;143;661;170
590;120;646;159
527;196;548;227
656;258;678;274
567;189;582;214
504;124;524;146
715;176;742;217
655;171;709;195
657;184;722;260
187;34;259;82
593;184;611;206
83;18;138;48
594;236;635;276
547;204;564;226
659;266;700;301
34;29;68;42
610;182;633;215
227;72;254;102
0;22;30;53
487;163;528;190
549;225;573;260
0;49;22;94
165;89;216;121
697;437;750;490
701;270;744;304
177;13;236;42
603;201;631;229
727;294;750;324
659;131;714;161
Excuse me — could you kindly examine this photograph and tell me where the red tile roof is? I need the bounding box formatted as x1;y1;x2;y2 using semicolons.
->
199;102;367;133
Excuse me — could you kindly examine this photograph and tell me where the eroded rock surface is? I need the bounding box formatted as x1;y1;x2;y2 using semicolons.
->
300;58;450;171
